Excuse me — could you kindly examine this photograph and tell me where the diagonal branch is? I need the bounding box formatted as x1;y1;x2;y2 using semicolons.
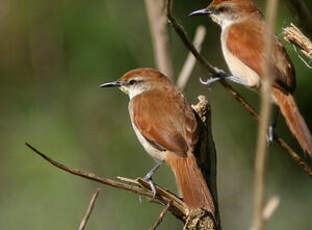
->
166;0;312;176
79;189;100;230
150;201;172;230
25;142;187;220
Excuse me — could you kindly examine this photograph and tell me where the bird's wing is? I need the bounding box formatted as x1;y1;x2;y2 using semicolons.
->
226;18;295;93
131;89;198;157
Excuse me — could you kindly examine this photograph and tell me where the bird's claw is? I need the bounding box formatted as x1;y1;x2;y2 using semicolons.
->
143;162;161;200
200;77;221;86
144;175;157;199
148;179;157;199
268;125;274;144
200;70;230;87
267;120;277;144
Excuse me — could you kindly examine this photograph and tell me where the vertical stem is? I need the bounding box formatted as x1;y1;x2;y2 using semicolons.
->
252;0;279;230
144;0;174;79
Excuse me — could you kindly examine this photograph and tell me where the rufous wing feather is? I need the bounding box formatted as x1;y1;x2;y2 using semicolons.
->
131;88;198;156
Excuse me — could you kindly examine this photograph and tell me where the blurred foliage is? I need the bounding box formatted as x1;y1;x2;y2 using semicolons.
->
1;0;311;229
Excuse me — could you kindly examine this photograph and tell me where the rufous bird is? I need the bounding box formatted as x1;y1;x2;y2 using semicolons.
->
190;0;312;155
100;68;215;217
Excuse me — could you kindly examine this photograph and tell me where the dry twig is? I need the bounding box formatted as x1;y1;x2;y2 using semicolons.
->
79;189;100;230
150;201;172;230
166;0;312;176
25;142;187;220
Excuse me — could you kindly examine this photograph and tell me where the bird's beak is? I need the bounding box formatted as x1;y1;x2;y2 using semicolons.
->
99;81;121;88
189;8;212;16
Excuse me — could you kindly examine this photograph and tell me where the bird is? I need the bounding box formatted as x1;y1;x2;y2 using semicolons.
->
190;0;312;155
100;68;215;217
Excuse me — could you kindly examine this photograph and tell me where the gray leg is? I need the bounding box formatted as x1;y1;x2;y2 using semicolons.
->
200;73;249;87
268;108;280;143
144;162;162;199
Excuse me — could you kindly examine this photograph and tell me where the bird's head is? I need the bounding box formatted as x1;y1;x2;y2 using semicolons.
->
189;0;260;28
100;68;173;99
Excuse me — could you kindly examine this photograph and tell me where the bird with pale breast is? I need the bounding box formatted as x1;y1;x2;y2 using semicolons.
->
100;68;215;217
190;0;312;155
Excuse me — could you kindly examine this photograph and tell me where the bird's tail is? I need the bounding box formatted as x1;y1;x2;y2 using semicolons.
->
166;153;215;217
273;88;312;156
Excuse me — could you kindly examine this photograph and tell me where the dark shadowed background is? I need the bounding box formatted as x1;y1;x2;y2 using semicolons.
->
1;0;311;229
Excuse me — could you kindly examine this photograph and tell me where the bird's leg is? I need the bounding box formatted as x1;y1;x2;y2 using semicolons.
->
200;72;228;86
200;71;250;87
268;107;280;143
144;162;162;199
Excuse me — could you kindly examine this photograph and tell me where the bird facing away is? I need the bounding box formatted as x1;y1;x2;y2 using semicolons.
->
100;68;215;217
190;0;312;155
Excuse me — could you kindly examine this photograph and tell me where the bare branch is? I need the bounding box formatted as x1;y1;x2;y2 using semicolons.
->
150;201;172;230
166;0;220;76
275;137;312;176
145;0;174;78
79;189;100;230
177;26;206;90
25;142;187;220
166;0;312;177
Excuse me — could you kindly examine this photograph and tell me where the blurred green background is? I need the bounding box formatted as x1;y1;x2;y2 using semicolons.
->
1;0;311;229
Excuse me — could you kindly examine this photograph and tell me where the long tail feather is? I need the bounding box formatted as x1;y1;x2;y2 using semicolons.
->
273;88;312;156
166;153;215;217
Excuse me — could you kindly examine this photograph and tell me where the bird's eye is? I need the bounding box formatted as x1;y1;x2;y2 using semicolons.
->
129;79;136;85
218;6;227;13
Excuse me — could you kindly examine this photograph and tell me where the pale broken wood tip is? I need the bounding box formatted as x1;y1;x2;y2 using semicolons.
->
284;23;312;60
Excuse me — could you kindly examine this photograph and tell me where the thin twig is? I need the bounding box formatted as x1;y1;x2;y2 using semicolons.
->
150;201;172;230
275;137;312;176
177;25;206;90
292;44;312;70
166;0;312;176
252;1;279;229
79;189;100;230
167;0;220;76
145;0;174;78
25;142;187;220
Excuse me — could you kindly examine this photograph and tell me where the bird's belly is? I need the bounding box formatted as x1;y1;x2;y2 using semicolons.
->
131;122;167;162
128;102;166;162
221;29;261;88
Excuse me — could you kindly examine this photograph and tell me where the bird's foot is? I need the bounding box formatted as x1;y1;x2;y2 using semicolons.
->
267;120;277;144
200;76;221;86
200;71;249;87
143;162;162;199
143;176;157;199
267;109;279;144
